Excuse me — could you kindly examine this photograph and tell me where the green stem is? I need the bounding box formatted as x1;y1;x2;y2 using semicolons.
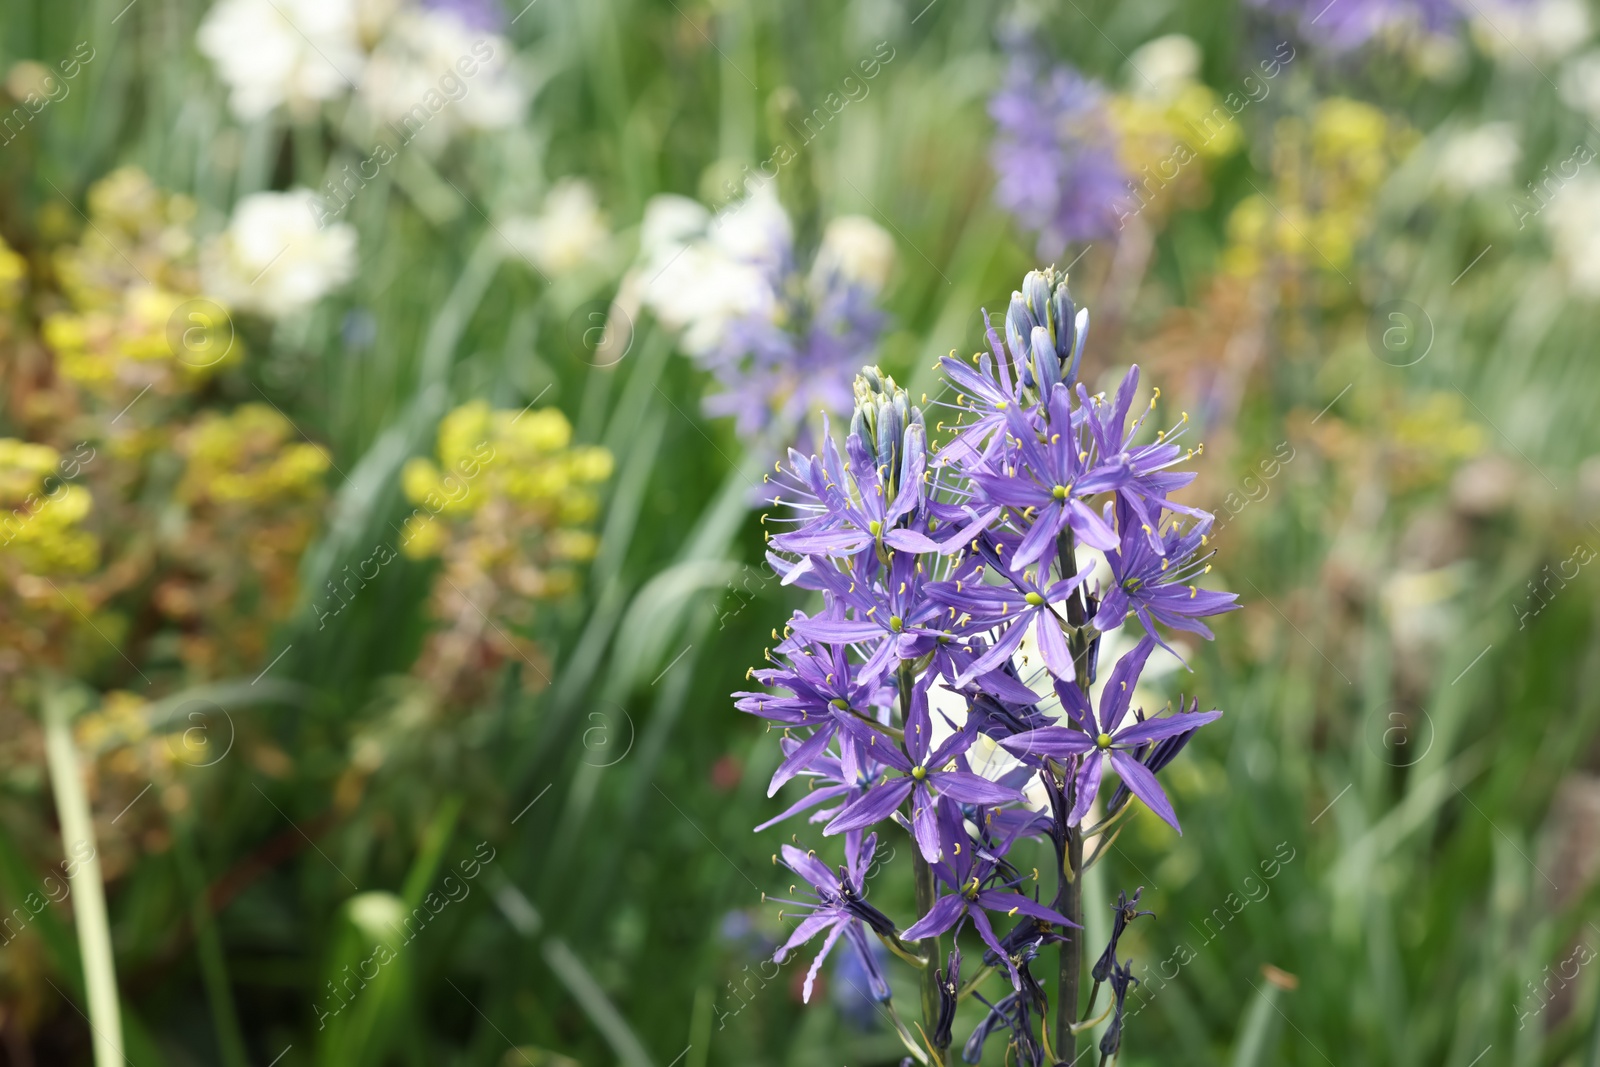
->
900;660;946;1061
42;683;124;1067
1053;531;1092;1058
174;815;250;1067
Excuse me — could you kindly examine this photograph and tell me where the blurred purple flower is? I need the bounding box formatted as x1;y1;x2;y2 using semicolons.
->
421;0;504;32
989;48;1128;259
1249;0;1463;47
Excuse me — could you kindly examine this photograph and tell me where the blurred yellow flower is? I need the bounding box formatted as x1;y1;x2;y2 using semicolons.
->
47;167;240;400
398;401;612;703
1223;98;1411;283
179;404;331;506
0;438;100;575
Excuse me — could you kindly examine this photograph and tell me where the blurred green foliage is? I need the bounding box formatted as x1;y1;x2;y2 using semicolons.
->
1;0;1599;1064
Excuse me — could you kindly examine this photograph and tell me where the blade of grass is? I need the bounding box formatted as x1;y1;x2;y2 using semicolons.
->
42;680;124;1067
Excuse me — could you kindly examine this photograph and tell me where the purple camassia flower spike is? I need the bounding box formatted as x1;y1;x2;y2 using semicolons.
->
769;831;896;1002
989;44;1128;260
1000;637;1221;832
699;244;888;445
742;266;1237;1061
1092;500;1240;650
901;802;1075;986
826;678;1023;862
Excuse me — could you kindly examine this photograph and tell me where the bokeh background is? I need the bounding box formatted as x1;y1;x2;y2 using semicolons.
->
2;0;1600;1063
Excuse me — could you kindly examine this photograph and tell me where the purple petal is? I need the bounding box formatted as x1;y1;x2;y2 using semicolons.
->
779;843;838;889
1113;708;1222;747
767;726;837;797
1034;609;1074;679
975;889;1076;928
933;770;1025;807
999;725;1094;762
774;911;838;965
754;783;850;832
791;616;885;643
1099;636;1156;733
973;670;1043;705
952;615;1029;686
1066;497;1118;551
1109;749;1181;832
911;786;942;862
802;921;845;1002
1068;752;1103;826
1012;501;1064;570
825;778;913;835
901;892;968;941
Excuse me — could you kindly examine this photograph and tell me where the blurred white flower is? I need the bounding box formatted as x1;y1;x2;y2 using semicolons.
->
636;186;790;354
1545;176;1600;296
811;215;895;293
500;179;611;275
359;10;525;142
1435;122;1520;192
705;184;791;272
1473;0;1591;62
203;190;357;318
1126;34;1201;100
198;0;366;119
639;194;710;253
1561;51;1600;120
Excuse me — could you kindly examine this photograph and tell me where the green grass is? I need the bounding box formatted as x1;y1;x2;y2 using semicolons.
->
2;0;1599;1064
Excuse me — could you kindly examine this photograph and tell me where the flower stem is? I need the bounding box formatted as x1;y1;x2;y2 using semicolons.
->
1054;530;1091;1058
1055;824;1085;1058
42;682;124;1067
900;660;947;1062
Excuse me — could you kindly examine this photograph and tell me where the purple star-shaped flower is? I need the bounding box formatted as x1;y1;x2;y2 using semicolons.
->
734;641;892;796
825;679;1023;861
929;533;1095;686
970;383;1121;571
1000;637;1221;832
901;804;1075;987
1092;501;1239;650
769;831;894;1002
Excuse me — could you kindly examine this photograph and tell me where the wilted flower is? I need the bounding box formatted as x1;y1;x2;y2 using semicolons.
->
203;190;357;318
769;832;894;1003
